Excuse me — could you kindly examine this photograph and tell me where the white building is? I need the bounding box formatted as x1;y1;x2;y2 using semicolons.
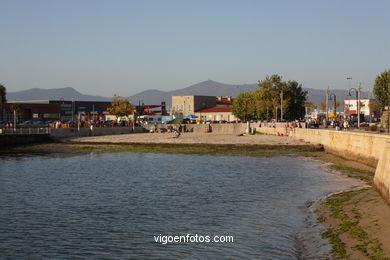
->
344;98;377;121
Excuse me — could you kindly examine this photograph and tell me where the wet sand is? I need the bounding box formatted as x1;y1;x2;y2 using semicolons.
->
69;132;308;145
314;152;390;259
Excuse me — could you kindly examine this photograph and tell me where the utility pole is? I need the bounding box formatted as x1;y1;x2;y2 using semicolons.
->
78;112;80;131
348;83;362;129
325;87;330;126
275;106;278;122
357;83;362;128
13;109;17;133
71;98;74;125
329;93;336;115
280;90;283;121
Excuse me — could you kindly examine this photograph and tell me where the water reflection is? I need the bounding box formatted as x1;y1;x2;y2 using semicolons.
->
0;152;363;259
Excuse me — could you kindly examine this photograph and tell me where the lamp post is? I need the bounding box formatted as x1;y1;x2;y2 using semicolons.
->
60;97;64;121
346;77;352;121
329;93;336;115
71;98;75;126
275;106;277;122
349;83;362;128
325;87;330;126
280;90;283;121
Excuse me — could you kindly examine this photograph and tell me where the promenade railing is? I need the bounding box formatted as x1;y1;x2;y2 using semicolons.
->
0;127;50;135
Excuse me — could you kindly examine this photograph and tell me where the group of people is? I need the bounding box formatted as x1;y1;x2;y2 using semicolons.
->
329;119;350;131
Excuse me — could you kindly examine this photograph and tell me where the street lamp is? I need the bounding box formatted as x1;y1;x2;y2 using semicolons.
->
280;90;283;121
325;87;330;126
329;93;336;115
349;83;362;128
71;98;75;126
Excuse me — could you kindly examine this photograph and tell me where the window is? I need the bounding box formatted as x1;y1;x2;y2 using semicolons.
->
188;104;192;111
180;104;183;111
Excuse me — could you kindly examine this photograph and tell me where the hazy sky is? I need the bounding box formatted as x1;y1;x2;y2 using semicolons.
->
1;0;389;96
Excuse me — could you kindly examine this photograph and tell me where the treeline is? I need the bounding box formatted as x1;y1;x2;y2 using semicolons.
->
232;74;307;121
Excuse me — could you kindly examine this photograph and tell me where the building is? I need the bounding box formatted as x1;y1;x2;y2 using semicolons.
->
194;107;237;122
344;98;380;121
7;100;112;121
171;95;236;122
171;96;216;117
105;102;168;122
2;102;61;122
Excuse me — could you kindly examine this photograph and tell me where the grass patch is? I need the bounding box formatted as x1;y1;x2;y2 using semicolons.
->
318;190;389;260
70;143;321;158
330;164;374;176
322;228;348;259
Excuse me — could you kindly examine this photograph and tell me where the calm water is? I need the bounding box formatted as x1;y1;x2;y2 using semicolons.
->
0;152;363;259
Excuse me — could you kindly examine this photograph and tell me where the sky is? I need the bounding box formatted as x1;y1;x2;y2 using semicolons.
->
0;0;389;96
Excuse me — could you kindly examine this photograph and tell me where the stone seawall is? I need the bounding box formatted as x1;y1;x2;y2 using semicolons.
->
257;127;390;167
257;125;390;203
374;142;390;204
49;127;147;140
0;134;51;147
145;123;248;134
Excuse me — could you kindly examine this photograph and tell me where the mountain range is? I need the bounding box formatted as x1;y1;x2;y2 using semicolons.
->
7;80;372;110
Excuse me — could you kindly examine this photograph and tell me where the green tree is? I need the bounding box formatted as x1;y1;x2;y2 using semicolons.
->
232;91;256;121
304;101;317;110
254;74;307;120
373;70;390;110
107;95;134;119
255;75;284;119
283;80;307;120
136;105;145;116
9;103;20;127
0;84;6;121
320;102;327;112
254;88;273;119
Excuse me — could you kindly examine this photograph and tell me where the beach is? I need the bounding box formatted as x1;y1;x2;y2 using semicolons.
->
69;132;308;145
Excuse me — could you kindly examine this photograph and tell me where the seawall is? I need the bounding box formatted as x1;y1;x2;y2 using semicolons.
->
374;142;390;204
0;134;52;147
257;125;390;203
145;123;248;134
49;127;147;140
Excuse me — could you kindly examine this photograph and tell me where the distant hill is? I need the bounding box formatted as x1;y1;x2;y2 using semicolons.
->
7;87;111;101
130;80;259;106
130;80;372;111
7;81;372;111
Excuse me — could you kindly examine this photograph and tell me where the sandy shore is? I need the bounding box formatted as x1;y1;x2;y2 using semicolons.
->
69;132;309;145
313;152;390;259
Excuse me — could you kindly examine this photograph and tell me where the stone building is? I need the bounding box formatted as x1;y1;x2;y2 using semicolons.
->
171;95;236;122
171;96;216;117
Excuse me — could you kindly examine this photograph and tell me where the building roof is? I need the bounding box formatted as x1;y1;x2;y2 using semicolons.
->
196;107;232;113
216;97;234;104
